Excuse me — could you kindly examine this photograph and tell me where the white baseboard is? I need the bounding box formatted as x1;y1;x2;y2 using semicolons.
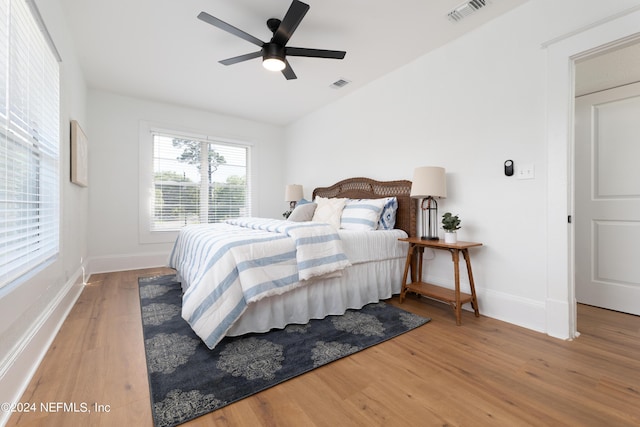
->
88;252;170;275
421;274;547;334
0;268;85;427
478;288;547;334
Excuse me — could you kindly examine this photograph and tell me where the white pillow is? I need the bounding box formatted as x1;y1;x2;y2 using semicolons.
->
341;198;387;231
312;197;346;229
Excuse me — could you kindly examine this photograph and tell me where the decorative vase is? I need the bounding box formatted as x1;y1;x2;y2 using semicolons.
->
444;231;457;244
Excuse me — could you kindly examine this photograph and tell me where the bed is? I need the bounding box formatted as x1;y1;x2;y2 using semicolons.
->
169;177;417;349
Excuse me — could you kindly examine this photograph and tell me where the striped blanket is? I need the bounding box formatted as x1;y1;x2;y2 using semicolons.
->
168;218;351;349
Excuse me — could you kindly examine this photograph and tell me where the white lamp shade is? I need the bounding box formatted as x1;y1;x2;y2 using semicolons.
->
410;166;447;199
285;184;303;202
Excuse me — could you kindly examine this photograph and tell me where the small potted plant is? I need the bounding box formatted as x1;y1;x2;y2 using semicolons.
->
442;212;461;243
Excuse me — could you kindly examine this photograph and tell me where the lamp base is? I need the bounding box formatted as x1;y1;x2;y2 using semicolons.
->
420;197;439;242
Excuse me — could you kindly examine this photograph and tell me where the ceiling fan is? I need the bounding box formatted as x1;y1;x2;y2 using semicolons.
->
197;0;346;80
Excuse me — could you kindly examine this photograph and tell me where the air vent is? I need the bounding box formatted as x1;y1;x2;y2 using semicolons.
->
447;0;488;22
330;78;351;89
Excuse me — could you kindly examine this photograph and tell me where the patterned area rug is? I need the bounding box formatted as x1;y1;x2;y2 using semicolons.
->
139;274;430;427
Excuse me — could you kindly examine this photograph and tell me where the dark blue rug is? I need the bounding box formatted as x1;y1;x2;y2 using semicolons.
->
138;274;430;427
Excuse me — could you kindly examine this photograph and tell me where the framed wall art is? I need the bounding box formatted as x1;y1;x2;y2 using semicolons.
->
70;120;88;187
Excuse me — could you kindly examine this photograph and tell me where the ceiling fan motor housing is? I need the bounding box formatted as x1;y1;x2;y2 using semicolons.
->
263;43;285;62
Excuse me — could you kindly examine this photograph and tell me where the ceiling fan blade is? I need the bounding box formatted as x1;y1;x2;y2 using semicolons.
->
198;11;264;48
219;51;262;66
281;60;297;80
272;0;310;46
286;47;346;60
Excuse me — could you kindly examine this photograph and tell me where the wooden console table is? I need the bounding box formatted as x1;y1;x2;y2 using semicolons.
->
399;237;482;325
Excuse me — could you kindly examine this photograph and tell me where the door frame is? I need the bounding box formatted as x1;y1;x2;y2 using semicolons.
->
544;6;640;339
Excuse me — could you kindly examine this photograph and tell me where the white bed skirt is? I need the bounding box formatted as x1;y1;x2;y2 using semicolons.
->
226;257;406;336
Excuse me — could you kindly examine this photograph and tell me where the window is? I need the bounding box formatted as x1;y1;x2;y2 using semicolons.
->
0;0;60;289
150;131;251;231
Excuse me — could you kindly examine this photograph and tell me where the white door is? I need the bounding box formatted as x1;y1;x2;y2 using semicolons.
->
575;82;640;315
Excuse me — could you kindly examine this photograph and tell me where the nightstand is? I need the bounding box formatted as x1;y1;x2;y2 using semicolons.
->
399;237;482;325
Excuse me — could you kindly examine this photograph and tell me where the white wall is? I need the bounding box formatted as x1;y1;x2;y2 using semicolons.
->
86;90;286;273
0;0;89;422
284;0;640;334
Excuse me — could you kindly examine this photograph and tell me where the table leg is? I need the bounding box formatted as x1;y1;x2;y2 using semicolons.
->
400;244;414;303
452;249;462;325
462;249;480;317
417;246;424;282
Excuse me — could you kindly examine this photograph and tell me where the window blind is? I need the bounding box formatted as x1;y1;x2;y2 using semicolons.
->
151;133;250;231
0;0;60;289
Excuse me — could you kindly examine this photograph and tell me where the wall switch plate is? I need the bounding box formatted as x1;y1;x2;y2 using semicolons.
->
517;163;535;180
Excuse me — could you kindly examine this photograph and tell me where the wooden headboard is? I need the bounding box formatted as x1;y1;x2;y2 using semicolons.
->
313;177;417;238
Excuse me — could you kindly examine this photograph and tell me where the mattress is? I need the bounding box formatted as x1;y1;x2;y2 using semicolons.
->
338;229;408;264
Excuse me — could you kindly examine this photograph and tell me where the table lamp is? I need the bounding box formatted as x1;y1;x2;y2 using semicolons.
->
410;167;447;240
283;184;303;218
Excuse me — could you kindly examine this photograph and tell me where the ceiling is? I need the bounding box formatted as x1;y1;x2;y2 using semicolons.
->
57;0;528;126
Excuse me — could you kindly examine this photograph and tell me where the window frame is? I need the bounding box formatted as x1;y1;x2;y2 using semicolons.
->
138;121;253;244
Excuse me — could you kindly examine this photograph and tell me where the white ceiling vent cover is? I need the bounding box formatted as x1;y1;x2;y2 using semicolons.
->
448;0;488;22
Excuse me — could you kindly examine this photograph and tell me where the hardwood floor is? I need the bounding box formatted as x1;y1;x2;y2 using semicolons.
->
8;268;640;426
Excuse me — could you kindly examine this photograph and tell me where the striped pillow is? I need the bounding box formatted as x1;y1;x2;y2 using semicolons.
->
340;198;387;231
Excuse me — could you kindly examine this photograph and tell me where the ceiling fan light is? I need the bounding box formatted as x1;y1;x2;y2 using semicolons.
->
263;57;286;71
